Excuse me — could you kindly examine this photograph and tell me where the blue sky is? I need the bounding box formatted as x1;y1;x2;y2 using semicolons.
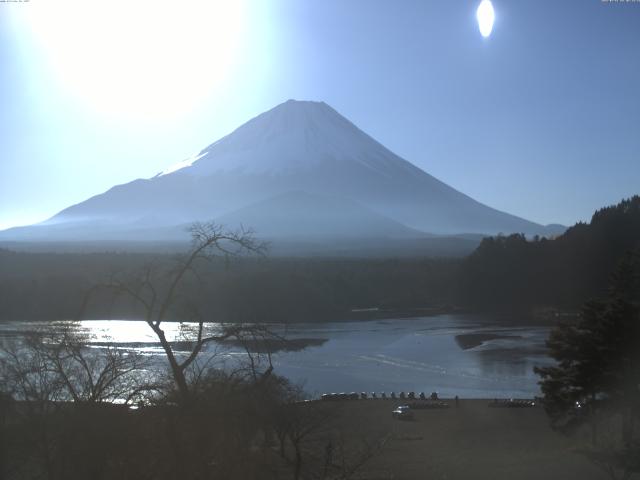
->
0;0;638;230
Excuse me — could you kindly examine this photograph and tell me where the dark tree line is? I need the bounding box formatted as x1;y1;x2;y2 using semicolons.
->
0;250;458;323
1;196;639;324
459;196;640;313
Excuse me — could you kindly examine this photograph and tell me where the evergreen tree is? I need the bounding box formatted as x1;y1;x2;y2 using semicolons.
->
535;252;640;478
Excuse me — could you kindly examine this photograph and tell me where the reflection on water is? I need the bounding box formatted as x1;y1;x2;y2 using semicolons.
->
0;315;552;398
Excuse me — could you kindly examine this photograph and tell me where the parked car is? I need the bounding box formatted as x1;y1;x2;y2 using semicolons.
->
392;405;414;420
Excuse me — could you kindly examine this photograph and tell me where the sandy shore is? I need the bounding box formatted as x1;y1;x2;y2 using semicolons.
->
322;399;607;480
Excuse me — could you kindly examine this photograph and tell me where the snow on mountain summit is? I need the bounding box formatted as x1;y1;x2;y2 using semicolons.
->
166;99;413;177
1;99;555;242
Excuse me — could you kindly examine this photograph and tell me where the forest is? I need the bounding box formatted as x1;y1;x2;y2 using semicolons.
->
0;249;459;323
459;196;640;311
0;196;638;324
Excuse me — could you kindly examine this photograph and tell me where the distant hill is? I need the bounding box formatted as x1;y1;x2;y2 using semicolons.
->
0;100;561;252
459;196;640;311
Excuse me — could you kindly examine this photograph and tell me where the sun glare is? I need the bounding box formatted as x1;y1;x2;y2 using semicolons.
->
22;0;246;121
476;0;495;38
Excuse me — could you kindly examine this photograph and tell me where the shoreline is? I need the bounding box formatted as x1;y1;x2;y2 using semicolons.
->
454;333;524;350
0;305;571;326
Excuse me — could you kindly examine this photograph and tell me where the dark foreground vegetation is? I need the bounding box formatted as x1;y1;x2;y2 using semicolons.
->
0;330;386;480
0;395;622;480
536;254;640;479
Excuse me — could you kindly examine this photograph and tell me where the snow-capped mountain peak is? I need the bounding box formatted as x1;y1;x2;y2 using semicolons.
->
0;99;556;246
170;99;405;177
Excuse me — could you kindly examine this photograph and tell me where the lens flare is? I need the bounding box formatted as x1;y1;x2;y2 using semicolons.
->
477;0;495;38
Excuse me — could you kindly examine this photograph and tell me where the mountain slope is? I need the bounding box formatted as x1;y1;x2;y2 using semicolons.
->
216;191;425;239
1;99;557;244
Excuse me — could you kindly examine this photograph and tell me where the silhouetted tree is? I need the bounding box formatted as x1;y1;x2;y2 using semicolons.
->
535;253;640;479
85;222;268;402
0;328;153;480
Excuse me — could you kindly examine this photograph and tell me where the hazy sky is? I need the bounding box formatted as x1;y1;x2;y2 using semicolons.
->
1;0;638;230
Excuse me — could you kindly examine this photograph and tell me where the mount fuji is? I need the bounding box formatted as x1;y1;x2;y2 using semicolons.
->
1;100;562;251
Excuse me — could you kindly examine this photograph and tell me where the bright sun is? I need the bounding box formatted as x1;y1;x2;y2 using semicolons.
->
476;0;495;38
22;0;246;120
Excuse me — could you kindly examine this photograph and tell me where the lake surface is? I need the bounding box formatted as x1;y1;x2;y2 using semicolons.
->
0;314;552;399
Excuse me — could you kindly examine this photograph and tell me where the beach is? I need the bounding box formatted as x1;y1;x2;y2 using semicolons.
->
306;399;607;480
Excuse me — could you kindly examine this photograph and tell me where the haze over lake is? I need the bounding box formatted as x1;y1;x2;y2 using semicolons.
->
0;314;552;399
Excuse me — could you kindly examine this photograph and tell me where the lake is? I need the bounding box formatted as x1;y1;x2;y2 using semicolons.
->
0;314;553;399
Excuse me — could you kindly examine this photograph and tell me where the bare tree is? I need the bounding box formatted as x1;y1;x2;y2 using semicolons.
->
84;222;268;403
271;396;389;480
329;432;389;480
0;327;154;480
1;327;154;405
